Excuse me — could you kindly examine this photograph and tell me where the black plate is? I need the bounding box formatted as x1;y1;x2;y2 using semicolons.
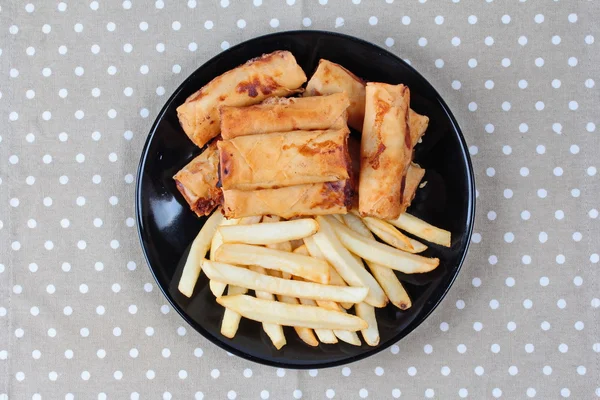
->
136;31;475;369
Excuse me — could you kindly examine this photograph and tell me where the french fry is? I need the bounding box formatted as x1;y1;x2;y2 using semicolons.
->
303;236;353;309
328;217;440;273
387;212;451;247
217;295;368;331
261;269;316;347
203;260;368;303
355;302;380;346
214;243;330;284
276;294;320;346
313;216;388;308
296;297;338;344
219;218;319;245
342;213;412;310
209;217;240;298
178;210;224;297
362;216;428;254
220;285;247;338
248;266;286;349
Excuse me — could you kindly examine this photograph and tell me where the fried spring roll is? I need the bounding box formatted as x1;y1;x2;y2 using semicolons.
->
219;93;350;139
173;141;222;216
222;180;352;219
176;51;307;148
305;59;366;131
359;83;411;219
305;60;429;142
219;128;351;191
409;109;429;147
401;163;426;213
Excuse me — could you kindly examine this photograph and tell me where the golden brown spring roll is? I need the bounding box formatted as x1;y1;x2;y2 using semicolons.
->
400;163;426;214
222;181;352;219
305;59;366;131
173;141;222;216
177;51;307;148
359;83;411;220
409;109;429;147
220;93;350;139
219;128;351;191
306;60;429;143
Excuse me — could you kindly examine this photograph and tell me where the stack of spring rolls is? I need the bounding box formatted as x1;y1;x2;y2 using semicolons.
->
173;52;430;221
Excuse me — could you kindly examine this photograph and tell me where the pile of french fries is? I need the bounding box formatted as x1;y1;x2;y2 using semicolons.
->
178;211;450;349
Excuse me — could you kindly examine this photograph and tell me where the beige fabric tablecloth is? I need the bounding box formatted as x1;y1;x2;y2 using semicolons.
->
1;1;599;399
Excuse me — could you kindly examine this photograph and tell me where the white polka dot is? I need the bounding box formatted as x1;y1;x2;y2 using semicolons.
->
468;102;478;111
551;35;562;46
485;36;494;46
568;13;577;23
155;0;164;8
30;263;39;272
500;14;510;24
42;111;52;120
434;15;444;24
302;18;311;27
539;276;549;287
62;262;71;272
309;369;318;377
559;343;568;353
26;46;35;56
75;66;84;76
557;299;567;309
553;166;563;176
452;80;462;90
425;389;434;398
177;326;186;336
146;370;155;380
574;276;583;286
577;366;587;375
502;58;511;67
80;327;89;337
407;366;417;376
451;37;461;46
556;254;565;264
113;327;121;336
569;100;579;110
418;37;428;47
237;19;246;28
172;64;182;73
468;15;478;24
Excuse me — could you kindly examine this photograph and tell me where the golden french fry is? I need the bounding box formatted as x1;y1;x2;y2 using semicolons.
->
248;266;286;349
342;213;412;310
328;217;439;273
297;298;338;344
217;295;368;331
203;260;368;303
220;285;247;338
303;236;353;309
178;210;224;297
314;216;388;308
214;243;330;284
362;216;427;254
293;244;308;255
355;302;380;346
387;212;451;247
332;214;344;223
219;218;319;245
209;217;241;298
276;294;320;346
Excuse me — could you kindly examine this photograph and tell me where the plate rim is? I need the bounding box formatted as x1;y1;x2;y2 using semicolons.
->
135;29;476;369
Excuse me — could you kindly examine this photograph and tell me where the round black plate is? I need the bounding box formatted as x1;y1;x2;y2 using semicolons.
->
136;31;475;369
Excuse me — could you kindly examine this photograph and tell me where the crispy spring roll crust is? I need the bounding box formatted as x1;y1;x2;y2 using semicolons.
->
176;51;307;148
305;60;429;142
401;163;426;213
173;141;222;216
305;59;367;131
359;83;411;219
219;93;350;139
222;180;353;219
219;128;352;191
409;109;429;147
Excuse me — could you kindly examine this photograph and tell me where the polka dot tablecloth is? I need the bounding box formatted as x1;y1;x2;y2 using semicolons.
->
1;1;598;399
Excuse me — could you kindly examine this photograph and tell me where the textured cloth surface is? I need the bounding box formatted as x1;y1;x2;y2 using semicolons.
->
1;1;599;399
